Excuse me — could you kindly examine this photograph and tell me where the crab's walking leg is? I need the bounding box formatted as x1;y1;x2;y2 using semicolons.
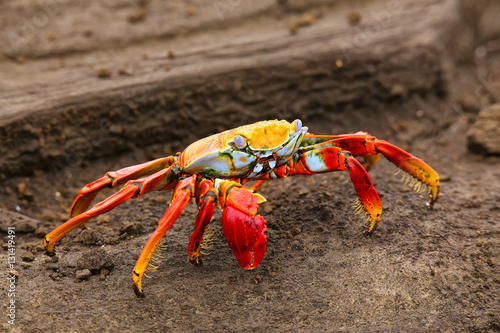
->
249;180;266;192
293;147;382;234
303;133;440;207
187;179;217;266
215;180;267;269
133;175;196;297
70;157;175;217
44;166;177;255
374;141;440;208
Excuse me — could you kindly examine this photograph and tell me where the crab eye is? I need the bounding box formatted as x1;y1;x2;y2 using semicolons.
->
293;119;302;132
234;135;246;149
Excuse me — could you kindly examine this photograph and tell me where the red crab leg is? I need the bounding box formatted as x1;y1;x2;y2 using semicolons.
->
44;166;177;255
292;147;383;234
249;180;266;192
216;180;267;269
70;157;175;217
187;178;217;266
133;175;196;297
303;133;440;207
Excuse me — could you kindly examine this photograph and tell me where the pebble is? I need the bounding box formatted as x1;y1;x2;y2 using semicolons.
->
263;205;273;214
76;248;114;273
46;263;59;271
96;215;111;225
120;221;143;235
22;252;35;262
76;269;92;281
79;229;98;245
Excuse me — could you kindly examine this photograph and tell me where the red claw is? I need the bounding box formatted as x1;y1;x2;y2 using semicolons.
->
222;206;267;269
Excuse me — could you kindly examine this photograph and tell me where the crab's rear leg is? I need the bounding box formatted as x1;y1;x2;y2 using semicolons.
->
44;166;177;255
70;157;175;217
374;141;440;208
187;179;217;266
304;133;440;208
133;175;196;297
293;147;382;234
215;179;267;269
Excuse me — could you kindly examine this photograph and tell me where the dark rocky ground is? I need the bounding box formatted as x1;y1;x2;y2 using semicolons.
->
1;95;499;332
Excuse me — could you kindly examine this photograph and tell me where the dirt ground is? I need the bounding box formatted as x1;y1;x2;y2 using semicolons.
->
1;94;499;332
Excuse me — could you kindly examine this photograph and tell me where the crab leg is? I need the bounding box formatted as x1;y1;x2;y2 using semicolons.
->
303;133;440;207
44;166;177;255
293;147;382;234
215;179;267;269
133;175;196;297
187;178;217;266
70;157;175;217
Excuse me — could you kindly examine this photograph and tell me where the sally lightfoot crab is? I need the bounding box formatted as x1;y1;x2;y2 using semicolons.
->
44;119;440;296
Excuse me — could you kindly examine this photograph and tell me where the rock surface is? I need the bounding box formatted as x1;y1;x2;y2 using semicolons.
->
467;104;500;156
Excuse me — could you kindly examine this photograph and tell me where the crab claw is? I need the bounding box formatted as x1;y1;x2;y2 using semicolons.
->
222;207;267;269
217;180;267;269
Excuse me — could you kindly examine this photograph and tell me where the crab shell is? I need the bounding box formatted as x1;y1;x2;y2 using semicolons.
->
178;119;308;178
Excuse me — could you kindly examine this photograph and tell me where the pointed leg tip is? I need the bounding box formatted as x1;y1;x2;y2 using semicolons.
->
133;283;145;298
364;228;375;236
363;217;379;235
189;257;203;267
44;238;56;256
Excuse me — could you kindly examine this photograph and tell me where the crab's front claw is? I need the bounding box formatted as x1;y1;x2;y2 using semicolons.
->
222;206;267;269
375;141;440;207
216;180;267;269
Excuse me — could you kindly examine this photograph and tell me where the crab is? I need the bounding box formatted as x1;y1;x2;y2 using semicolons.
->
44;119;440;297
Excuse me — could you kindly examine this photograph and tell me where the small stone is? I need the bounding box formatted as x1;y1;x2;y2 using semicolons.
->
120;221;143;235
76;248;114;273
76;269;92;281
103;236;120;245
348;10;361;25
96;67;111;78
298;188;309;196
22;252;35;262
291;227;301;236
79;228;98;245
20;262;32;269
17;183;26;193
186;5;196;15
127;9;147;23
299;13;315;26
167;50;175;59
9;269;19;279
263;205;273;214
96;215;111;225
46;263;59;271
254;275;262;284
